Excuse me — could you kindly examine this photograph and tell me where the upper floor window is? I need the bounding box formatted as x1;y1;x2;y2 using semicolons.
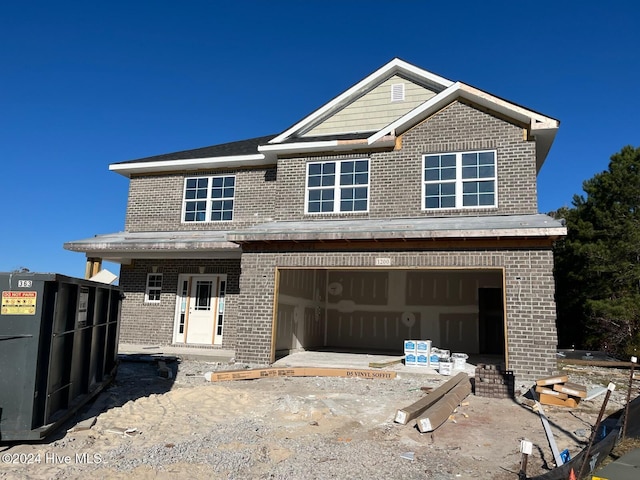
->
145;273;163;303
423;151;496;210
306;159;369;214
183;175;235;222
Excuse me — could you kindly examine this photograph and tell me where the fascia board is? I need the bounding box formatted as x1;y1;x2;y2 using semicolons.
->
109;154;269;177
270;58;453;144
76;250;242;263
258;140;339;153
258;137;396;155
458;84;559;127
227;226;568;242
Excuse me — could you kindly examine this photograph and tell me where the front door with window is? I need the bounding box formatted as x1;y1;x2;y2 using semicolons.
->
173;274;226;345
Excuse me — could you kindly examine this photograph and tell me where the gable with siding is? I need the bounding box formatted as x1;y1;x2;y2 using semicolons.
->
303;75;438;137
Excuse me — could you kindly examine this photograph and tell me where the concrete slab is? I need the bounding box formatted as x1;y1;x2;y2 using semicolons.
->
118;343;235;363
272;350;476;377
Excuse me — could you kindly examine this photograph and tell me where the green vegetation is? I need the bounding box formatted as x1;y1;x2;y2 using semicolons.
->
553;145;640;359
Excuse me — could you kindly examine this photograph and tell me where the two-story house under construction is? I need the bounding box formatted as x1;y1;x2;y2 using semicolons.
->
65;58;566;381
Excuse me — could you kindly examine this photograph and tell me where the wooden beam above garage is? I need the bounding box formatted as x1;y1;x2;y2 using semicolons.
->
241;237;557;252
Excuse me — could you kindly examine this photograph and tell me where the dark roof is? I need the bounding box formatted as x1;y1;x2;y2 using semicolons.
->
114;134;278;165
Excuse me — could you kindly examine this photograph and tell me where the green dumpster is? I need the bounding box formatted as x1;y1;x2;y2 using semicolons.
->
0;272;122;441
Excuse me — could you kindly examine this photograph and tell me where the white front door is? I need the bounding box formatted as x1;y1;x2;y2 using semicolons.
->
174;274;226;345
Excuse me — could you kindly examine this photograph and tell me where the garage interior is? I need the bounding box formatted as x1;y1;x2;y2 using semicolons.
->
274;268;506;364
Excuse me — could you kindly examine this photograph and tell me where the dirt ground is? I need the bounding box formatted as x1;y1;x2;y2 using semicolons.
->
0;357;636;480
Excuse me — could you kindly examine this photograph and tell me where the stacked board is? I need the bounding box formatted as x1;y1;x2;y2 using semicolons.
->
394;372;471;432
535;375;587;408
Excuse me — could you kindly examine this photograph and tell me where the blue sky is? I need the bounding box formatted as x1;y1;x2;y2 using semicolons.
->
1;1;638;278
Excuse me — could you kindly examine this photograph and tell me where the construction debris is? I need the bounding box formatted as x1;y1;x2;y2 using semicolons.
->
536;375;569;386
368;357;404;369
204;367;397;382
530;387;564;467
585;386;607;401
105;427;138;437
394;372;468;425
400;452;415;461
416;376;471;433
534;375;587;408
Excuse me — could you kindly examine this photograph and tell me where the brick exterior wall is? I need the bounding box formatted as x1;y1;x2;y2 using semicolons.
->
273;101;538;221
124;101;537;232
125;167;278;232
116;99;558;383
118;258;240;348
236;246;557;382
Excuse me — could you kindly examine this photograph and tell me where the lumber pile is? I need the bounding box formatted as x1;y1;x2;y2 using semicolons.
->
394;372;471;432
535;375;587;408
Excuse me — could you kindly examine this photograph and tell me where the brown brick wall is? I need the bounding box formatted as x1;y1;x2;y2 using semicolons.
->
124;101;538;232
118;99;554;382
272;101;538;221
235;246;557;382
125;167;278;232
118;258;241;348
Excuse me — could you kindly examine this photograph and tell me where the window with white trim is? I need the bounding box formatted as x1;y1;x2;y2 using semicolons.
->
183;175;235;222
145;273;163;303
423;150;496;209
306;159;369;213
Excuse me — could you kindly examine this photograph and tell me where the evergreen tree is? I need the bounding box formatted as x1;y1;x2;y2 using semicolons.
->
553;145;640;358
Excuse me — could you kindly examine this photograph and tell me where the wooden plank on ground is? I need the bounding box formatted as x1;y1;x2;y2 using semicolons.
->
553;382;587;398
394;372;468;425
558;359;635;368
535;386;569;399
204;367;397;382
536;375;569;386
416;377;471;432
539;393;580;408
368;357;404;369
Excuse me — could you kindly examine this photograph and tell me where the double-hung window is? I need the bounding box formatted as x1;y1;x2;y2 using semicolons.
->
145;273;163;303
423;150;496;210
183;175;235;222
306;159;369;213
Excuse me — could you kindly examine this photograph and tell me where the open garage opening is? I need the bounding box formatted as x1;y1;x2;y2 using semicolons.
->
274;267;507;367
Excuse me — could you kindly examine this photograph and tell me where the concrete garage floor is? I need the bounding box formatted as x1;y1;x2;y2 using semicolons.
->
119;343;500;378
272;350;480;377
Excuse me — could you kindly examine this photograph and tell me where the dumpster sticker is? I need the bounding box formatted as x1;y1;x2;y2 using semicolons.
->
1;291;37;315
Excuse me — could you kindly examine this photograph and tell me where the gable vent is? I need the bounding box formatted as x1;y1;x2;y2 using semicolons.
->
391;83;405;102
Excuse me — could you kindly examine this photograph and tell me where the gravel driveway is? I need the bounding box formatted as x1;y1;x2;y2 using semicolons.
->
0;357;635;480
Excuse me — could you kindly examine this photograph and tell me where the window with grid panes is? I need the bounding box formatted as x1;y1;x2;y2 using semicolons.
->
423;151;496;209
306;159;369;213
145;273;163;303
183;175;235;222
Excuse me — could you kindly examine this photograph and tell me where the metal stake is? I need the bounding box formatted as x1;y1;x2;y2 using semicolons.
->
578;383;615;479
622;356;637;440
518;440;532;480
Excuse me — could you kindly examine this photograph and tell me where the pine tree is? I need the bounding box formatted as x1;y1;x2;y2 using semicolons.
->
553;145;640;358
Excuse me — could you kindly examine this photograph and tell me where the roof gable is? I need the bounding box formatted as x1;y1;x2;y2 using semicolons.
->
269;58;453;144
302;74;439;137
109;58;559;177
